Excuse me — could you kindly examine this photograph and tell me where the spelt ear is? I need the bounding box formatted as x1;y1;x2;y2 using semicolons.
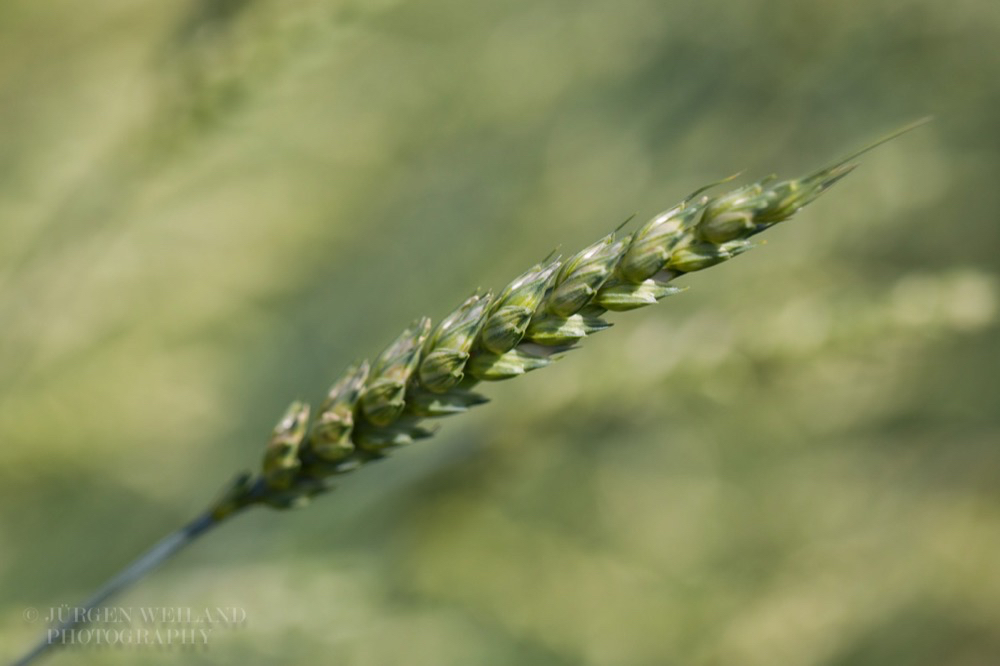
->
12;124;926;666
240;122;926;510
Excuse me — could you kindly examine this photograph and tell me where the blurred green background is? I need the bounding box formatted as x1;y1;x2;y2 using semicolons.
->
2;0;998;664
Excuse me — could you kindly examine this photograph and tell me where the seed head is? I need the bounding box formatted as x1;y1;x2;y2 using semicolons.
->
545;234;627;317
361;318;431;425
419;293;493;392
242;119;927;510
481;262;560;354
262;401;310;491
308;361;369;463
619;203;703;283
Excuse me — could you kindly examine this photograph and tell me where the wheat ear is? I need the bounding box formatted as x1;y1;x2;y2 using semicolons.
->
11;119;927;666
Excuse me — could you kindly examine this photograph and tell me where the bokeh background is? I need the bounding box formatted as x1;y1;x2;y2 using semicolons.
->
2;0;998;664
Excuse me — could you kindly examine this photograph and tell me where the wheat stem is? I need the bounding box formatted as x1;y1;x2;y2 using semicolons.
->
11;515;220;666
10;475;266;666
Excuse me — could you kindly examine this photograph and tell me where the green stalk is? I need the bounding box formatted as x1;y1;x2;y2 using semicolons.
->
11;476;265;666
